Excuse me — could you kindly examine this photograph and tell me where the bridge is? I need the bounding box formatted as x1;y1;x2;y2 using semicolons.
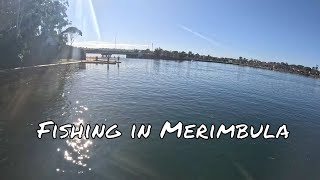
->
84;48;147;57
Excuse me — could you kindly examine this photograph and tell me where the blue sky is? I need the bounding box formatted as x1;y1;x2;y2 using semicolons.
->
67;0;320;66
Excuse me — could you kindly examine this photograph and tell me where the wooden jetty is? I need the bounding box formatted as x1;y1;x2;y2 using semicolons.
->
83;60;118;64
84;57;121;64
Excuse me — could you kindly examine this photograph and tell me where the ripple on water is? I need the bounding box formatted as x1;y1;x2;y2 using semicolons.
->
0;59;320;180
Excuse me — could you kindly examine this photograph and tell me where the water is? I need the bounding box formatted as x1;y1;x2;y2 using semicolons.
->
0;58;320;180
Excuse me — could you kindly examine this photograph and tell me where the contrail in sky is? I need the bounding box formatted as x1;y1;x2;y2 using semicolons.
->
178;24;220;47
88;0;101;40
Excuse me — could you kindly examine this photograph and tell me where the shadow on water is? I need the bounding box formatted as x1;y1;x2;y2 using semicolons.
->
0;64;80;179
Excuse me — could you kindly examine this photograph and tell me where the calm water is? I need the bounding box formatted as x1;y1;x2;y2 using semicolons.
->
0;58;320;180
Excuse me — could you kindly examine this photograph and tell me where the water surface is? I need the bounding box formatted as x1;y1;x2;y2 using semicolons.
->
0;58;320;180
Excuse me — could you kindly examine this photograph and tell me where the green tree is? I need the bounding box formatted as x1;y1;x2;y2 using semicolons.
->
179;51;187;59
172;51;179;58
194;53;199;59
188;51;194;58
154;48;163;58
144;48;151;53
0;0;78;68
60;26;82;46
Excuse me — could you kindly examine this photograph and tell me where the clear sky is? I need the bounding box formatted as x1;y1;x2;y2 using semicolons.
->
67;0;320;66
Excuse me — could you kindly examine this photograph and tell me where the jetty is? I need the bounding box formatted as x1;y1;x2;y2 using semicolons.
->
83;56;121;64
83;60;118;64
0;56;122;72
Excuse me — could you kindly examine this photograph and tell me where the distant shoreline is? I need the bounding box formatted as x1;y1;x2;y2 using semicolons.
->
126;53;320;79
82;48;319;79
1;53;319;80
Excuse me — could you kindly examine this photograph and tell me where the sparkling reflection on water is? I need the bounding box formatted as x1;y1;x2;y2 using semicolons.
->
0;59;320;180
56;97;93;174
61;119;92;172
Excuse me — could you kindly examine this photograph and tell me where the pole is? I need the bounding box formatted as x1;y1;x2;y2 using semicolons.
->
115;33;117;49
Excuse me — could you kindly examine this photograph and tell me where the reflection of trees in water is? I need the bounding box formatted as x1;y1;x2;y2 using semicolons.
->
0;64;77;120
0;64;79;177
153;60;161;73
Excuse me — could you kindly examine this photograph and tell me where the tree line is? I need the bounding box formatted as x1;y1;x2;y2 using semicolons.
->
132;48;320;78
0;0;82;69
